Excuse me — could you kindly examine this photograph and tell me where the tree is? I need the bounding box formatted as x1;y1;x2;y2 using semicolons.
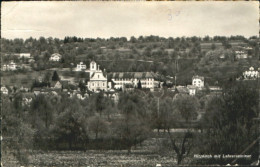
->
51;98;89;150
116;92;151;153
167;130;194;164
30;94;53;129
174;94;199;122
211;43;216;50
1;96;35;166
137;80;142;89
199;82;259;165
78;80;86;93
43;71;52;83
52;71;60;81
88;116;108;139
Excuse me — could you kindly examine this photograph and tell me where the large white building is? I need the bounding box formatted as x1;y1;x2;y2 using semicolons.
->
110;72;160;91
86;61;161;92
243;67;259;79
87;61;111;92
192;75;204;88
49;53;62;61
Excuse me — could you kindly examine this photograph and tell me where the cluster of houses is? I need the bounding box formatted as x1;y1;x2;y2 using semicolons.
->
73;61;164;92
235;50;248;59
2;61;17;71
2;53;34;71
234;46;253;59
2;51;258;107
242;67;260;80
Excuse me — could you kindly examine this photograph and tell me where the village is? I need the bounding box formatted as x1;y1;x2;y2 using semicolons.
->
1;49;259;105
1;35;259;166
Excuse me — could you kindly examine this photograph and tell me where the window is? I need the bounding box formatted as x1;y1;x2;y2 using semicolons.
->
92;83;94;86
98;75;99;78
103;83;105;86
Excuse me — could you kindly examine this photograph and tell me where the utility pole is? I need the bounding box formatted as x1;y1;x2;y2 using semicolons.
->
174;57;178;89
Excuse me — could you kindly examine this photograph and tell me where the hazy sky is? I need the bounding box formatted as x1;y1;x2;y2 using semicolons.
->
2;1;259;39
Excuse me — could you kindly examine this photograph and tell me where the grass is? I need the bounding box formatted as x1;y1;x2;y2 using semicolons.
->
1;71;46;87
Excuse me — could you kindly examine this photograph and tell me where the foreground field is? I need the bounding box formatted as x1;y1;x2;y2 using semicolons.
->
4;150;179;167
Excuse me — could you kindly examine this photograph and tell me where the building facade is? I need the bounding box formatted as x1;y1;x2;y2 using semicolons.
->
110;72;160;91
192;75;204;88
49;53;62;61
76;62;87;71
1;86;8;94
243;67;259;79
235;50;248;59
17;53;31;59
2;61;17;71
87;61;109;92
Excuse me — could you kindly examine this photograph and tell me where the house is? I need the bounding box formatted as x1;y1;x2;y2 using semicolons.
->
243;67;259;80
50;81;63;89
1;86;9;94
2;61;17;71
110;72;160;91
192;75;204;88
187;85;196;96
76;62;87;71
49;53;62;61
16;53;31;59
235;50;248;59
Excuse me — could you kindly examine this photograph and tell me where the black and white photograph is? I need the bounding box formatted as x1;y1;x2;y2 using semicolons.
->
1;1;259;166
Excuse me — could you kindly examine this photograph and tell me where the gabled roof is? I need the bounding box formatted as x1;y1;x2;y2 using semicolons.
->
50;81;61;87
110;72;160;79
192;75;204;81
51;53;61;57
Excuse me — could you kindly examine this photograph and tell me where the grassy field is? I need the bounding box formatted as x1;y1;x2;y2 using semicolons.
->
1;71;46;88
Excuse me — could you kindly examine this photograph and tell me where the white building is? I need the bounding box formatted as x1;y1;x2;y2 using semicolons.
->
16;53;31;59
235;50;248;59
2;61;17;71
187;85;196;96
1;86;8;94
111;72;160;91
192;75;204;88
87;61;110;92
243;67;259;79
49;53;62;61
76;62;87;71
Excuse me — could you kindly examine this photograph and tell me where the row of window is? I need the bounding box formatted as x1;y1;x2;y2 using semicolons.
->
91;82;106;87
113;78;154;81
116;82;154;86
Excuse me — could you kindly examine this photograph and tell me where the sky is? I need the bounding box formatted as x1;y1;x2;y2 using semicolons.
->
1;1;259;40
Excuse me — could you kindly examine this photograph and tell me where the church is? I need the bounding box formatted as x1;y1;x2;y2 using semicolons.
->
87;61;112;92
